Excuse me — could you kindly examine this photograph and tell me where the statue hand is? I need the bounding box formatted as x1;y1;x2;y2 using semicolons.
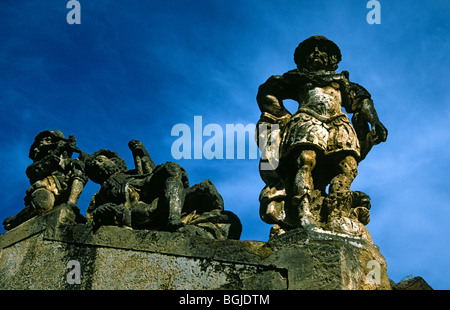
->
128;139;144;151
369;121;388;145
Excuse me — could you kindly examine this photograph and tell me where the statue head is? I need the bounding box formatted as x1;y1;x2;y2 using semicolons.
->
294;35;342;72
29;130;67;161
85;149;128;184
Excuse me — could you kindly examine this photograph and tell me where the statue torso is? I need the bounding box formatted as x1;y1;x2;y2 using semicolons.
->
299;83;343;120
284;70;349;121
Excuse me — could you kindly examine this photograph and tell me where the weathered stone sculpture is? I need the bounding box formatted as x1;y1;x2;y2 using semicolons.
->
3;130;88;230
2;131;240;240
85;139;241;240
2;37;433;290
256;36;388;239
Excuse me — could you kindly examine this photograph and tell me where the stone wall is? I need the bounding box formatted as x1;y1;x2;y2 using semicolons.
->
0;204;392;290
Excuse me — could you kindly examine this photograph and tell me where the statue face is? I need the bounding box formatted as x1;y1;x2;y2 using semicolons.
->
306;46;329;71
89;155;122;184
31;136;56;161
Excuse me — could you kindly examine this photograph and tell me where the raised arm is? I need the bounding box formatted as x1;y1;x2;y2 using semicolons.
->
128;139;156;175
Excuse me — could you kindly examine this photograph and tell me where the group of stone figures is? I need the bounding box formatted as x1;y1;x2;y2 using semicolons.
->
3;35;388;241
3;132;241;240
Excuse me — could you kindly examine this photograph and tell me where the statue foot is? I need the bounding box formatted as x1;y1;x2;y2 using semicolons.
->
2;205;41;231
269;224;287;238
291;195;317;228
2;215;17;231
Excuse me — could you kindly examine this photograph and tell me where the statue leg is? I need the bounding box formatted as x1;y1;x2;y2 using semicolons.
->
326;156;374;225
156;162;186;231
3;188;55;230
67;177;85;205
291;149;316;225
329;155;358;195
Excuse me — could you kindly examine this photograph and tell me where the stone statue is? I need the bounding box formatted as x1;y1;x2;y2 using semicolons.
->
256;36;388;239
3;130;88;230
85;140;241;239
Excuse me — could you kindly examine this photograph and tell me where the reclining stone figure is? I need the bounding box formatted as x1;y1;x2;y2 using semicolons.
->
85;139;241;240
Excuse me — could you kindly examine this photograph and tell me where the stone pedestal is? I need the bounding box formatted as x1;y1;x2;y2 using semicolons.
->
265;227;390;289
0;204;391;290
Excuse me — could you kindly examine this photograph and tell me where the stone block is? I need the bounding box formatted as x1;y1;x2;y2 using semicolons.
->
0;205;392;290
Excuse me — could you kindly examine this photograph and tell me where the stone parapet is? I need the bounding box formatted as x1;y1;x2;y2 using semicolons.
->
0;204;391;290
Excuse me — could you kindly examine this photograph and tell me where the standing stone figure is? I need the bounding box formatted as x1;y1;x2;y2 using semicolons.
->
3;130;88;230
256;36;387;237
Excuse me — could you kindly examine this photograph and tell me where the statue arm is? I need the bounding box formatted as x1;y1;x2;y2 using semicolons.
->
350;82;388;145
359;98;388;144
346;81;388;159
257;75;293;118
128;139;156;175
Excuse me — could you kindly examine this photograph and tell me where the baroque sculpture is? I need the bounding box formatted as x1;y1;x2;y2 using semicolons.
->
85;140;241;239
256;36;388;239
3;130;88;230
2;134;241;240
2;35;385;244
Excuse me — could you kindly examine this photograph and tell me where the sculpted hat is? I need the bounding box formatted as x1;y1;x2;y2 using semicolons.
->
294;35;342;69
29;130;66;159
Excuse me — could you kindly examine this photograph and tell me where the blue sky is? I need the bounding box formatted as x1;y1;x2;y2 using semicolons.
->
0;0;448;289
